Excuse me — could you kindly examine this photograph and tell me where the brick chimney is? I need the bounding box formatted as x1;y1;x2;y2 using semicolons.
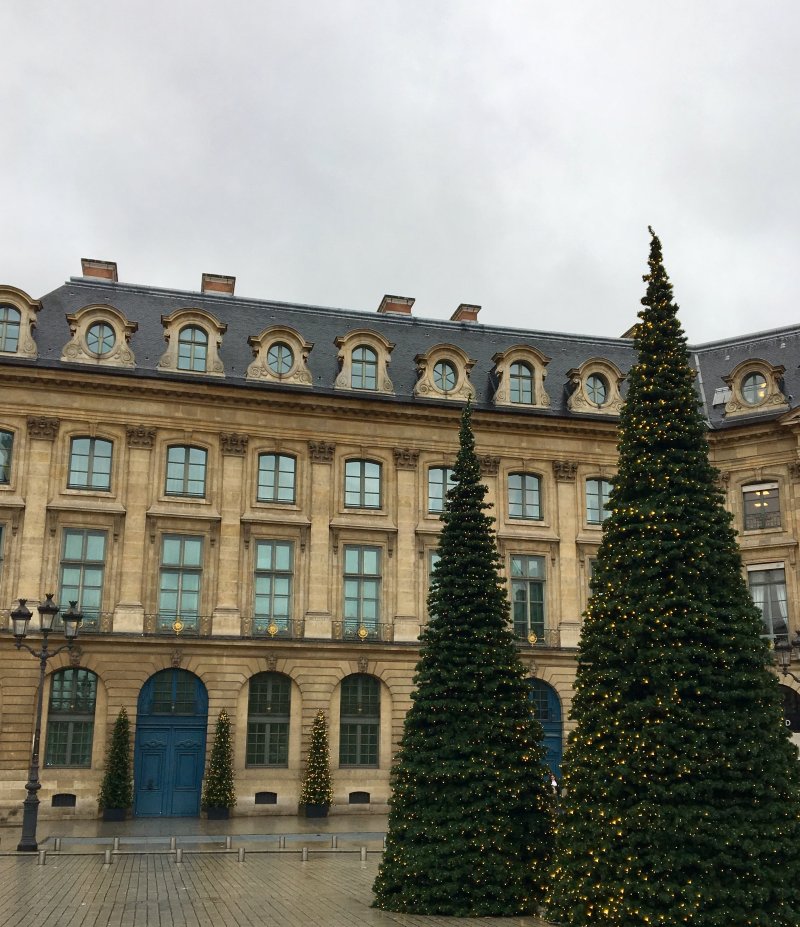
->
201;273;236;296
80;259;118;282
450;303;481;322
378;294;415;315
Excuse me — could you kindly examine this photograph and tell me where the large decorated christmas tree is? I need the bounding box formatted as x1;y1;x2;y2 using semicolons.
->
373;403;554;916
548;230;800;926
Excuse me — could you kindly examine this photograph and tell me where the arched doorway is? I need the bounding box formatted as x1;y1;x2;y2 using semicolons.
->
134;669;208;816
528;678;563;778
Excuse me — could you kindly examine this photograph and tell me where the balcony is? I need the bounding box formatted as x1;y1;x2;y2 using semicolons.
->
332;620;395;643
247;617;305;640
514;627;561;649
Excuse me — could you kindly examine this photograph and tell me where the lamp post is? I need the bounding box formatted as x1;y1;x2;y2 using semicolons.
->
11;595;83;852
774;634;800;684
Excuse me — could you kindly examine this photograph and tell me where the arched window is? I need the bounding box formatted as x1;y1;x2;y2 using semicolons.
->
0;305;21;353
352;346;378;390
45;668;98;767
344;459;382;508
509;362;533;404
68;436;113;491
340;674;380;767
0;430;13;484
508;472;542;520
177;326;208;372
528;678;562;778
165;445;207;497
246;673;291;766
433;359;457;392
257;453;296;503
742;371;768;405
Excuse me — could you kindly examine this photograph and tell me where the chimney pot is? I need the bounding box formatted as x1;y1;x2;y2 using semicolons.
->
80;259;118;282
201;273;236;296
451;303;481;322
378;294;415;315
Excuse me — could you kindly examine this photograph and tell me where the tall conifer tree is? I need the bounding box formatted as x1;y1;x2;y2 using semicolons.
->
549;230;800;926
373;403;554;916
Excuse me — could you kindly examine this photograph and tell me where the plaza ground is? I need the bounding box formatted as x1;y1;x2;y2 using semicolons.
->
0;815;551;927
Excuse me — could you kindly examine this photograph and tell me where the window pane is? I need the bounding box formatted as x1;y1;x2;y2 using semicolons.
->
0;430;12;483
0;305;21;352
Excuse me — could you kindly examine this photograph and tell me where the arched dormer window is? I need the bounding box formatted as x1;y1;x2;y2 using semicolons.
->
61;304;138;368
334;330;395;394
492;345;551;409
158;308;226;377
0;285;41;359
567;358;625;416
247;325;313;386
723;359;788;417
414;344;476;402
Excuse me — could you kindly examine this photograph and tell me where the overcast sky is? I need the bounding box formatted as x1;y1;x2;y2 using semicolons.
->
2;2;798;344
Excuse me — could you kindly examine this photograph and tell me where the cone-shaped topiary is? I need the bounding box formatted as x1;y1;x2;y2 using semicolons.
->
299;710;333;807
98;707;132;812
201;708;237;810
373;402;554;917
548;229;800;926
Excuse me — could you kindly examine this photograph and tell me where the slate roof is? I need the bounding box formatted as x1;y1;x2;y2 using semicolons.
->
7;276;800;431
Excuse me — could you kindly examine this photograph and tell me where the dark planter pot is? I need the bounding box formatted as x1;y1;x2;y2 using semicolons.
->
304;803;330;818
206;806;231;820
102;808;127;822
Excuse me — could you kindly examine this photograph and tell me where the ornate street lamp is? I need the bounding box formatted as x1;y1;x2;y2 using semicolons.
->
11;595;82;852
774;634;800;684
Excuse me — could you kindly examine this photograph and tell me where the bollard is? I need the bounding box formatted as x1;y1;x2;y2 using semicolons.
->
278;835;286;849
301;846;308;861
113;836;120;852
54;837;62;852
238;847;246;863
104;849;112;866
37;850;46;866
175;848;183;864
331;835;338;849
225;836;232;850
170;836;177;851
360;846;367;862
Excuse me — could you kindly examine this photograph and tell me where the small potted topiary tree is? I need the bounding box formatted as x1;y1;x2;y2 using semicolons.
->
98;707;133;822
202;708;237;820
300;709;333;817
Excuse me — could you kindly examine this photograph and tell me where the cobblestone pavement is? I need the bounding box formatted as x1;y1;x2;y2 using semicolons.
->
0;853;552;927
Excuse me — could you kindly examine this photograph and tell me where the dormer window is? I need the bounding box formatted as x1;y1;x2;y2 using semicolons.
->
158;309;226;378
0;305;21;352
585;374;607;405
414;344;476;402
177;326;208;372
61;304;137;368
567;358;625;416
492;346;551;410
247;326;312;386
723;359;787;417
510;363;533;404
433;360;457;392
334;330;395;394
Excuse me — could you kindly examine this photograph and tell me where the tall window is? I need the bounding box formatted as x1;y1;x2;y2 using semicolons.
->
352;346;378;390
428;467;455;513
246;673;290;766
743;483;781;530
511;555;545;640
343;546;381;636
45;668;97;767
344;459;381;508
165;446;207;497
586;478;612;524
508;473;542;520
749;566;788;641
0;305;20;352
257;454;296;503
158;535;203;632
177;326;208;372
509;362;534;404
254;540;293;635
59;529;107;631
339;674;380;766
68;437;113;491
0;430;12;484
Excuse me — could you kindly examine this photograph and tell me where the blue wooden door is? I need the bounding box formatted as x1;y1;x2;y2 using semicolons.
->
134;670;208;817
528;678;563;778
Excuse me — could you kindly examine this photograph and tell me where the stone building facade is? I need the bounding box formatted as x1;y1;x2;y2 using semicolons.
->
0;261;798;820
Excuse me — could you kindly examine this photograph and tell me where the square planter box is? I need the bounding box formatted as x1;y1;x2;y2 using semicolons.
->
102;808;128;822
206;807;231;820
304;803;329;818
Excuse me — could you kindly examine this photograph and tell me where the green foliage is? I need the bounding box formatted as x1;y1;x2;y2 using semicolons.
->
98;707;132;810
299;710;333;806
373;403;555;916
201;708;236;810
548;229;800;926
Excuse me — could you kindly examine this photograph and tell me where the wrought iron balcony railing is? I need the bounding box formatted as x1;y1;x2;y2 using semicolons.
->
514;627;561;648
744;511;782;531
332;620;395;643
